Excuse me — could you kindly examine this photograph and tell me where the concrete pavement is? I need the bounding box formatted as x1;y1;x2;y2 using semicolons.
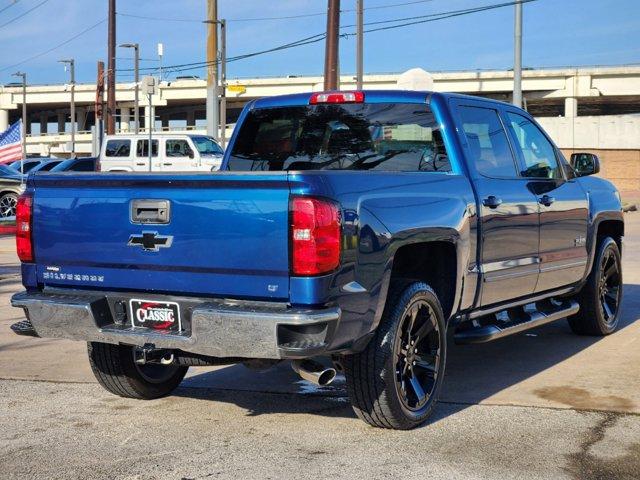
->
0;213;639;479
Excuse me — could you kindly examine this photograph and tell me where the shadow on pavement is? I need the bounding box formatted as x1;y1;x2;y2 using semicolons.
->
175;283;640;424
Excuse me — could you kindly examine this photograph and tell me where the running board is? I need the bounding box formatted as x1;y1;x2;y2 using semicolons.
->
453;300;579;345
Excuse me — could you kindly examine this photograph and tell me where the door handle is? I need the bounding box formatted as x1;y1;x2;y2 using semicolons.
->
482;195;503;209
135;162;145;166
538;195;555;206
163;163;173;166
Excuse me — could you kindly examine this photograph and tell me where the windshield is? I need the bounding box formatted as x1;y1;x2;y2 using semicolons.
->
0;165;18;176
227;103;450;172
191;136;223;155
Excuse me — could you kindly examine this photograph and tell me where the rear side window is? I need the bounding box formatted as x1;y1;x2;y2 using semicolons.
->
136;139;158;157
458;106;517;178
505;112;562;179
38;162;62;171
69;160;95;172
228;103;450;172
105;139;131;157
166;140;194;157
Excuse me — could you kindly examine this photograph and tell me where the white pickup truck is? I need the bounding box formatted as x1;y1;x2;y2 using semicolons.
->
98;134;224;172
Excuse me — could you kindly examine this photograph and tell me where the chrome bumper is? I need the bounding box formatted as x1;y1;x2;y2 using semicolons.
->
11;290;340;359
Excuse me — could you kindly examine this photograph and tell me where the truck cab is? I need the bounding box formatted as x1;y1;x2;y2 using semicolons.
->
98;133;224;172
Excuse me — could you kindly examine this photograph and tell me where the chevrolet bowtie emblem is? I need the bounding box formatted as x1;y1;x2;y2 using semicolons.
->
127;232;174;252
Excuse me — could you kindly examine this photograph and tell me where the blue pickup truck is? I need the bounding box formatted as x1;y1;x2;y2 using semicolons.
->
11;90;624;430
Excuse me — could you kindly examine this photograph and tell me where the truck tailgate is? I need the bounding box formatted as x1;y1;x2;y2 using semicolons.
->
30;173;291;300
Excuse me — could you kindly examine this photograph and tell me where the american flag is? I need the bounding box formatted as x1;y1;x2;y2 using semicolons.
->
0;120;23;164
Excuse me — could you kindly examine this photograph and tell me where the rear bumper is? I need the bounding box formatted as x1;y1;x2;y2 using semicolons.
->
11;290;340;359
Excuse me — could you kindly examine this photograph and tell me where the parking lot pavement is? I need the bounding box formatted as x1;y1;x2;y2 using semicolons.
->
0;213;639;479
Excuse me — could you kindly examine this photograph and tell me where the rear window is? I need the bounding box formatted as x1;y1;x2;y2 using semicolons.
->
227;103;450;172
105;139;131;157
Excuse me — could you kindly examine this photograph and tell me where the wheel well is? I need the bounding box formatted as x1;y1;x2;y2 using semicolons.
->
390;241;457;319
597;220;624;249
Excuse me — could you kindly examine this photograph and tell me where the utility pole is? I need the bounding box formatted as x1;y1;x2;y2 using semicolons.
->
356;0;363;90
11;71;26;170
119;43;139;133
513;0;523;108
142;76;157;172
95;61;105;154
59;59;76;156
220;19;227;148
206;0;219;140
106;0;116;134
324;0;340;90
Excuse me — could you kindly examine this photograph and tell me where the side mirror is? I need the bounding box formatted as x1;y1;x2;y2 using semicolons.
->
188;150;195;159
570;152;600;177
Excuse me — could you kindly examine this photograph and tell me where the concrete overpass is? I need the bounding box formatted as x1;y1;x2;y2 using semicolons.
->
1;65;639;190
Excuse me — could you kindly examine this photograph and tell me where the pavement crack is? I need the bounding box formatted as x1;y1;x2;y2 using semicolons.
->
565;412;640;480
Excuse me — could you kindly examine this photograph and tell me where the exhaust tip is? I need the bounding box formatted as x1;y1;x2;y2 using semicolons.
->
317;368;337;387
292;359;337;386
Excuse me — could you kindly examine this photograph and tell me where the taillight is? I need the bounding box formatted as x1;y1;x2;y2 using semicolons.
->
16;193;33;262
291;197;341;276
309;91;364;104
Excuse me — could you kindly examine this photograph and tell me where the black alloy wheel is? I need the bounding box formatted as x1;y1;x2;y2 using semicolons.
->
343;282;447;429
568;237;623;336
598;245;622;325
0;193;17;218
393;299;442;412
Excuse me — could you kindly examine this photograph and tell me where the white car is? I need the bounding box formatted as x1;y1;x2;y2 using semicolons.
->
98;134;224;172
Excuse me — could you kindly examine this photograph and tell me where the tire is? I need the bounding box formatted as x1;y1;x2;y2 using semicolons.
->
0;192;18;218
568;237;623;336
87;342;188;399
343;282;447;430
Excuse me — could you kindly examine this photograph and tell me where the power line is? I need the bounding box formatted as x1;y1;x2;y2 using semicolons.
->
0;0;22;15
0;0;50;28
125;0;538;78
361;0;539;33
117;0;440;24
0;18;106;72
343;0;538;29
120;32;327;73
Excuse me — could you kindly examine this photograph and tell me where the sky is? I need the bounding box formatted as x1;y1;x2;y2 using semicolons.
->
0;0;639;85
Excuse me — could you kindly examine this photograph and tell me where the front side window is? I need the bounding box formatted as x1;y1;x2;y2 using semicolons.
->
166;140;194;158
191;136;223;155
136;140;158;157
506;112;561;179
457;105;517;178
227;103;450;172
105;139;131;157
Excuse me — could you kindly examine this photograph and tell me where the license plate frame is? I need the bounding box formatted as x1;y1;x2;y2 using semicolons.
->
129;299;182;332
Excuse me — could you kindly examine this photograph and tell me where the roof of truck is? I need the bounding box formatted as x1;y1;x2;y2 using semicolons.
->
251;90;515;110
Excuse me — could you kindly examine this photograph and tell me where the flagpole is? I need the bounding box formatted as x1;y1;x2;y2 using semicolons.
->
12;71;27;178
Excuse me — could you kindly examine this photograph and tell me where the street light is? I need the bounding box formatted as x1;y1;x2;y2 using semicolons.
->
119;43;139;134
58;59;75;156
11;71;26;171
